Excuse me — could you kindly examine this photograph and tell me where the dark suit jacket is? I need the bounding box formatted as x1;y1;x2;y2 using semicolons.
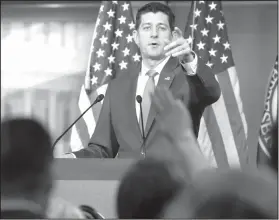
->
74;57;220;158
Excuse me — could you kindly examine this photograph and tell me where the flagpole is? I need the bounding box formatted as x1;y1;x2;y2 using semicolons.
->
191;0;196;50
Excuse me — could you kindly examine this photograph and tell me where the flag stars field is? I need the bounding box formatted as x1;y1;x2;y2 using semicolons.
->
122;2;129;11
133;53;141;62
126;34;133;43
118;15;126;24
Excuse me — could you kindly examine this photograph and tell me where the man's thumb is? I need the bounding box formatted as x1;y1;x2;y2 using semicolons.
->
174;27;183;38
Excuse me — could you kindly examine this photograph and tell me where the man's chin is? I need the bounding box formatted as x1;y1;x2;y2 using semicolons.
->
147;53;166;60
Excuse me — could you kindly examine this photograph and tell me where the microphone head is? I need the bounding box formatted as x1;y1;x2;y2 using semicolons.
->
96;94;104;103
136;95;142;103
79;205;105;219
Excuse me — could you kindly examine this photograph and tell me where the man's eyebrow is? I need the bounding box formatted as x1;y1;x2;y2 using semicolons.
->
141;22;168;26
141;22;151;26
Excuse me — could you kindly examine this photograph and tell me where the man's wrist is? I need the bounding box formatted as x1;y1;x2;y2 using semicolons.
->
180;51;195;63
180;50;198;75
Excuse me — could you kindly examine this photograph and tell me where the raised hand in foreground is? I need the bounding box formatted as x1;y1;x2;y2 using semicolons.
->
151;86;210;177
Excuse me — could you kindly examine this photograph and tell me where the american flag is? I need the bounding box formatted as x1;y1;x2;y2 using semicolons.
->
257;55;278;165
70;1;140;151
184;1;248;169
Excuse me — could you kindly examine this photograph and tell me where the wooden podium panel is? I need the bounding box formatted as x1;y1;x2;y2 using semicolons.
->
54;159;136;180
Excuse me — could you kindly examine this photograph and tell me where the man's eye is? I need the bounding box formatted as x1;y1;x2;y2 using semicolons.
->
143;26;150;30
159;26;167;30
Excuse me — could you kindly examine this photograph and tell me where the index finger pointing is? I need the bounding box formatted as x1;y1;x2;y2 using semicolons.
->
164;40;177;51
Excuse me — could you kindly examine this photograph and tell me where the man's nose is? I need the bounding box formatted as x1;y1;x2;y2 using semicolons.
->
150;27;158;38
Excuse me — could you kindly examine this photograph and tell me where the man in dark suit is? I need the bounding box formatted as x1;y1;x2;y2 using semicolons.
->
1;118;54;219
63;2;220;158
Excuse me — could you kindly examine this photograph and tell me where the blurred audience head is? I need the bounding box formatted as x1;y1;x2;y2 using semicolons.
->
1;117;54;213
116;157;186;219
164;169;278;219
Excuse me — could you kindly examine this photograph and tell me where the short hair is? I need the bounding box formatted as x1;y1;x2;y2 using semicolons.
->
135;2;175;31
171;170;278;219
1;117;53;195
116;157;186;219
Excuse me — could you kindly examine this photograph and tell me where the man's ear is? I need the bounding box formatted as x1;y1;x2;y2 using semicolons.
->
133;30;139;46
171;30;178;41
172;27;183;40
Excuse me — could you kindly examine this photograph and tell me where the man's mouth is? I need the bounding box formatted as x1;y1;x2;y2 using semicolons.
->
149;43;159;47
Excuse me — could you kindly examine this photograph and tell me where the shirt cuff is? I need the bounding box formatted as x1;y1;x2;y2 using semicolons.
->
180;51;198;75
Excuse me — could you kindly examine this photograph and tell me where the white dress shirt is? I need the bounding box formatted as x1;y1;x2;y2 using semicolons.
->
135;53;198;123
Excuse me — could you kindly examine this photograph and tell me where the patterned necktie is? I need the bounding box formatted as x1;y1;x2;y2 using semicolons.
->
140;69;158;134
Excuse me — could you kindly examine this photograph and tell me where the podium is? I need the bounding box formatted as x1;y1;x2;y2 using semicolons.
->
52;159;137;218
54;159;136;180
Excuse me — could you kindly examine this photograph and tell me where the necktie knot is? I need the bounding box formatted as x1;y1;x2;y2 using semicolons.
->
146;69;158;78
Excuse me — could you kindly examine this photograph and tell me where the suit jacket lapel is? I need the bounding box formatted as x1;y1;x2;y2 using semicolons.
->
145;57;180;135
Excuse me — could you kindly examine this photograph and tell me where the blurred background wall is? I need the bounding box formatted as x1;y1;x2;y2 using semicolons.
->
1;0;277;163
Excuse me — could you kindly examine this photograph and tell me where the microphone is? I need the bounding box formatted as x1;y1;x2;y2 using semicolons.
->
136;95;146;158
52;94;105;150
79;205;105;219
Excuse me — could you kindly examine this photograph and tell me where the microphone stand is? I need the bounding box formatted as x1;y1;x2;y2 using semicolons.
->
139;104;146;158
52;94;104;150
136;95;146;158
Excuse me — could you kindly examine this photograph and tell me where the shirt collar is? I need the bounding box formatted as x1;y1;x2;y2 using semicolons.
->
141;56;171;76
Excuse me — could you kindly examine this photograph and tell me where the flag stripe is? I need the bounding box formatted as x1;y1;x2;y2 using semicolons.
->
78;85;97;136
70;125;85;151
212;74;241;167
203;106;230;169
75;116;91;149
73;86;97;149
91;83;109;123
218;68;248;166
228;67;248;137
198;116;217;167
92;93;102;123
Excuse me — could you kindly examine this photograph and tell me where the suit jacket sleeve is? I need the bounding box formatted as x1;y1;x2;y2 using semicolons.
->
73;84;119;158
186;57;221;106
